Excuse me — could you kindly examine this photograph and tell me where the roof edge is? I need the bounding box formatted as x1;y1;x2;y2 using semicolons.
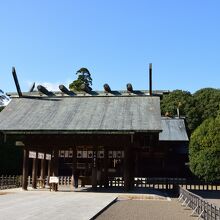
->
1;129;162;135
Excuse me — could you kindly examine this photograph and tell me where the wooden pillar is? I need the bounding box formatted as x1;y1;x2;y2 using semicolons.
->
124;145;131;191
92;147;97;188
53;149;59;176
135;151;139;177
40;158;45;179
32;157;38;189
124;135;134;191
51;149;59;191
104;147;108;188
22;148;29;190
40;154;46;188
72;147;77;187
46;159;51;186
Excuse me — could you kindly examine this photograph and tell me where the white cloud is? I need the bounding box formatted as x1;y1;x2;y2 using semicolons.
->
35;82;60;91
25;79;73;92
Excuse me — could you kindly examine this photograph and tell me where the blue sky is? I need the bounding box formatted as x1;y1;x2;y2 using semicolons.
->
0;0;220;93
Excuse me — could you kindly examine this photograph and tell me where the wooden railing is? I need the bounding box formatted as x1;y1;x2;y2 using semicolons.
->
178;186;220;220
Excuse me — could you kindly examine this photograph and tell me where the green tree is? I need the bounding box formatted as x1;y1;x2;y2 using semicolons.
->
189;116;220;182
161;88;220;133
193;88;220;122
160;90;199;133
161;90;192;116
69;68;92;91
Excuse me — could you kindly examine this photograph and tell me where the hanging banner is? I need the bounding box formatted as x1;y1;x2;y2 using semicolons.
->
59;150;65;158
88;151;93;158
97;150;104;158
77;150;82;158
65;150;69;158
108;151;113;158
46;154;51;160
69;150;73;158
82;151;87;158
113;151;117;158
29;151;36;159
38;152;44;159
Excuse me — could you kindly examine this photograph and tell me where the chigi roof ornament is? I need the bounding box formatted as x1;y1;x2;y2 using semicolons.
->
37;85;54;96
12;67;22;97
103;84;111;93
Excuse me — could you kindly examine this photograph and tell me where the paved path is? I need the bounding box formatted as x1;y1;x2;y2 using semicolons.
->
0;187;200;220
0;188;117;220
96;199;198;220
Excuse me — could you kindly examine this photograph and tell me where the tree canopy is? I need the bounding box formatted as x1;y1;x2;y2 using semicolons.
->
160;90;199;133
189;116;220;182
193;88;220;122
161;88;220;181
69;68;92;91
161;88;220;133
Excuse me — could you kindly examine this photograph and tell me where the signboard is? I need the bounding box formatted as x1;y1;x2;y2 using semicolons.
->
29;151;36;159
46;154;51;160
49;176;59;184
15;141;25;146
38;152;44;159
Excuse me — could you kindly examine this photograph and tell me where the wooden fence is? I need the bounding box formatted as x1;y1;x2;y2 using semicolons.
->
1;176;220;191
0;175;22;190
179;186;220;220
108;177;220;190
133;177;220;191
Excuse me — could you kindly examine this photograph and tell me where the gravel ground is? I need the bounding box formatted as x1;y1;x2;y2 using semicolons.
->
95;199;198;220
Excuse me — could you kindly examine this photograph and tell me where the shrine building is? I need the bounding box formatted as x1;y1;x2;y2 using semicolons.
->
0;85;188;191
